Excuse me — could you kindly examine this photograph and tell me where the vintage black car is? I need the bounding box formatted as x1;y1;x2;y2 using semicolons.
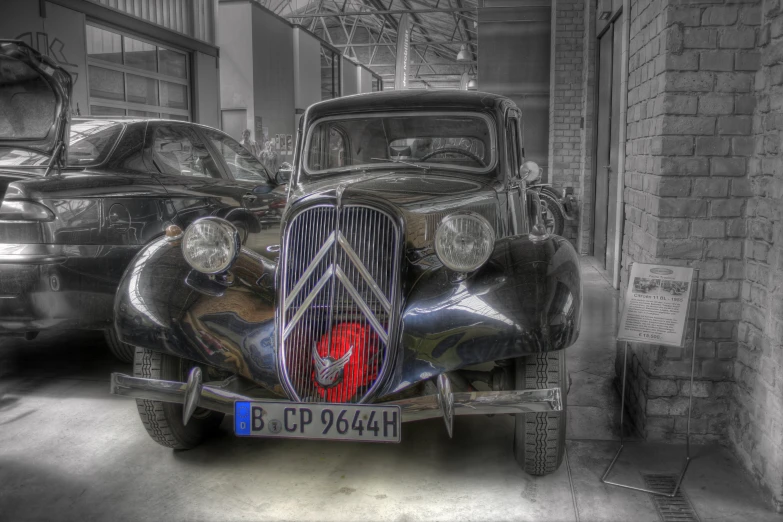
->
109;88;583;475
0;41;286;361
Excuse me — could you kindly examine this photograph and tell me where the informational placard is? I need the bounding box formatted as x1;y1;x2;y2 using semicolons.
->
286;134;293;155
618;263;694;347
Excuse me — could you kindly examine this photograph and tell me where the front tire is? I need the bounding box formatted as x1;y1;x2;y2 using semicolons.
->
513;350;567;476
104;327;135;363
134;347;224;449
540;192;565;236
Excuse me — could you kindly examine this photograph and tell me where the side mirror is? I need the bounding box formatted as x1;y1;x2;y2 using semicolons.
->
276;162;292;184
520;161;541;183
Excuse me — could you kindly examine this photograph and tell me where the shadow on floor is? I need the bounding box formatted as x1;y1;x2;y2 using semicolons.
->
0;256;778;521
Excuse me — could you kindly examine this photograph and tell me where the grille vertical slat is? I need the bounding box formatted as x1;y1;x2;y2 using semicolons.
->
280;203;400;404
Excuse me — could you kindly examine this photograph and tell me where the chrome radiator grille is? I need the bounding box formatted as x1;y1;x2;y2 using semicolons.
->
279;204;400;403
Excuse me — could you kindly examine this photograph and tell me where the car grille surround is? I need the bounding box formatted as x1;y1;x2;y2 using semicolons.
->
279;203;401;404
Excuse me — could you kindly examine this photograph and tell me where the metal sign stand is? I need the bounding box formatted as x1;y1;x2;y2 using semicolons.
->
600;264;700;498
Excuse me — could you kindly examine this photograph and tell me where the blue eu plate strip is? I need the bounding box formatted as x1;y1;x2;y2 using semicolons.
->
235;401;251;436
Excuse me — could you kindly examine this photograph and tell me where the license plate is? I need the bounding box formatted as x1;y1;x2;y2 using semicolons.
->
234;401;402;443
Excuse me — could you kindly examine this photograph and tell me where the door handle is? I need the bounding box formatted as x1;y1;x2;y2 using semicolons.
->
242;194;257;203
604;165;612;171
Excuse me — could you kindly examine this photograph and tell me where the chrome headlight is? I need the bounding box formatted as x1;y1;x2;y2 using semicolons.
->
435;213;495;272
520;161;541;182
181;217;240;274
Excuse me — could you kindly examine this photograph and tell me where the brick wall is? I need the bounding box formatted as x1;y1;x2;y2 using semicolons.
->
550;0;587;246
619;0;758;443
731;0;783;510
618;0;670;439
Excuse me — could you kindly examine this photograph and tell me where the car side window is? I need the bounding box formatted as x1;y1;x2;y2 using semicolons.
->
203;130;273;183
506;116;521;178
328;127;346;168
309;125;347;170
151;125;221;178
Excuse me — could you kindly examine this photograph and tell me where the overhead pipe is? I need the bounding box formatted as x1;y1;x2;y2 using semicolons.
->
332;40;477;47
287;7;478;18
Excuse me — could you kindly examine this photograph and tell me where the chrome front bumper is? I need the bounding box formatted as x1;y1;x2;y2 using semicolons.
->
110;372;562;436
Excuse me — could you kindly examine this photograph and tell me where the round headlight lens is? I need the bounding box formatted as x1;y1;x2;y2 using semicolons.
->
435;213;495;272
181;218;240;274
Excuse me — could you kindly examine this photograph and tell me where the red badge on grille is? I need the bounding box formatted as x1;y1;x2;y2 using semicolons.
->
313;323;379;402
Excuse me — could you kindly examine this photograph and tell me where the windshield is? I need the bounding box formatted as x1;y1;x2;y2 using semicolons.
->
304;112;495;175
0;120;124;168
202;128;273;183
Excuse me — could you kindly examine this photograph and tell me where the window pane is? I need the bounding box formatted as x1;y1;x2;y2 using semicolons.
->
127;110;159;117
0;149;49;167
126;74;158;105
160;81;188;110
123;36;156;72
90;105;125;116
86;26;122;64
67;121;124;166
161;114;188;121
321;48;336;101
328;128;346;168
306;114;494;174
89;66;125;101
151;126;220;178
205;130;271;182
159;48;187;79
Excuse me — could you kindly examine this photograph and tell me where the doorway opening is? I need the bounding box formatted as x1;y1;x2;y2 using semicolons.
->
592;12;623;280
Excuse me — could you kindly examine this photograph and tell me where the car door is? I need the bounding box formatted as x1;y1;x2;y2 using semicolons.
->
145;122;246;232
198;127;287;260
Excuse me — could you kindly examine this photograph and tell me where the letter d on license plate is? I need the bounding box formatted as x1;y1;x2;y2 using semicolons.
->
234;401;401;443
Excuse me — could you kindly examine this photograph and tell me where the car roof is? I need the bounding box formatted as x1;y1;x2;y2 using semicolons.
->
71;117;227;133
305;90;516;121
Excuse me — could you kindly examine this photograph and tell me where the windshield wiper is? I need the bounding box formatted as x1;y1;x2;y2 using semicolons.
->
370;157;430;172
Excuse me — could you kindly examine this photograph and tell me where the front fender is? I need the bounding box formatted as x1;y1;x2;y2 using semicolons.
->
540;186;575;220
211;207;262;233
113;237;283;394
388;234;581;394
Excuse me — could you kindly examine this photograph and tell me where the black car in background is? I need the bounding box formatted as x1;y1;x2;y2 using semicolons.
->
0;40;287;361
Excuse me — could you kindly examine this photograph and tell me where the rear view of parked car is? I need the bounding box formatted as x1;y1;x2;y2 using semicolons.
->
0;40;286;361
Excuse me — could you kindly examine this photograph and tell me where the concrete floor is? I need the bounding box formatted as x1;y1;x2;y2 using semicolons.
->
0;257;778;521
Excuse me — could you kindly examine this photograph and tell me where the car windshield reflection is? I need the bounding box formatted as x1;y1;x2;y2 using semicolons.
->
0;120;124;169
304;112;495;175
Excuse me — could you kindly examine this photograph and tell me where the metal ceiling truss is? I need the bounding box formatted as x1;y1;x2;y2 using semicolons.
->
276;0;478;88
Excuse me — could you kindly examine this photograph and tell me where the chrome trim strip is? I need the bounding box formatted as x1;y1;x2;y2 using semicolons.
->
337;232;392;313
282;266;334;339
283;231;336;312
334;265;389;344
0;254;67;264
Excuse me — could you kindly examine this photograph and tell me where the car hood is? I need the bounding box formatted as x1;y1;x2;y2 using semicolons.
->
290;171;498;210
0;40;72;159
